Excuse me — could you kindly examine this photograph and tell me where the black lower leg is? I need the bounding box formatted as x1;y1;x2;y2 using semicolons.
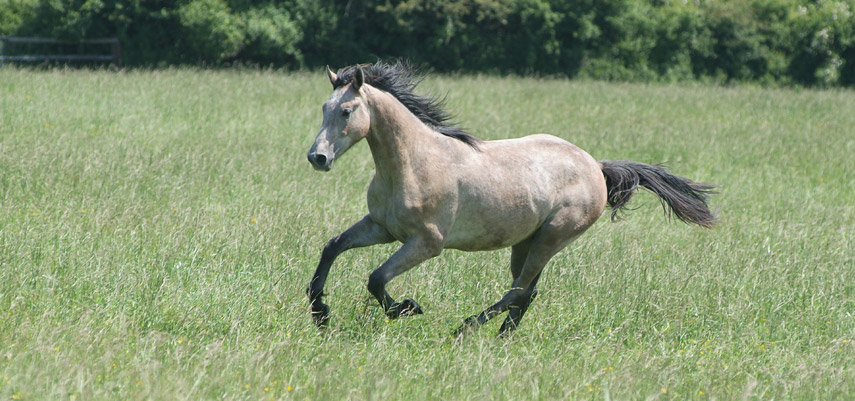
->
366;272;423;319
498;288;538;335
307;289;331;327
498;273;542;335
306;216;395;328
454;288;527;337
366;271;393;309
306;240;341;327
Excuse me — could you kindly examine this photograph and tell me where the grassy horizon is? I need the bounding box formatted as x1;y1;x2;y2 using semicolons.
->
1;67;853;400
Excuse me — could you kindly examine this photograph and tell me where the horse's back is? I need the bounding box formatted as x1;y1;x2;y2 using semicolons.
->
479;134;604;193
481;134;606;214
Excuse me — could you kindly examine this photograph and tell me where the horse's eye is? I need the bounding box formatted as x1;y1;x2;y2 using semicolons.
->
342;108;352;117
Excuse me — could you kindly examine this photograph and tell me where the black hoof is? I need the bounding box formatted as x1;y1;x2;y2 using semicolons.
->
310;302;330;327
498;306;525;336
498;316;519;337
400;298;424;316
386;298;424;319
452;315;479;339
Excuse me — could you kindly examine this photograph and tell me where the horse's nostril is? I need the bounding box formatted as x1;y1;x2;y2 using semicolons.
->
315;154;327;166
308;153;328;167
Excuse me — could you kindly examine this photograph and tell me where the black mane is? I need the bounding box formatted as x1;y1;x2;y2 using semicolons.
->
333;60;481;148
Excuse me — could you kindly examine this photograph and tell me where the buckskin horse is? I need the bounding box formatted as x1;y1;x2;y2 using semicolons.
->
305;61;715;337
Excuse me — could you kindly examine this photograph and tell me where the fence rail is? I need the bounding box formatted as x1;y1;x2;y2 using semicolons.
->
0;36;121;66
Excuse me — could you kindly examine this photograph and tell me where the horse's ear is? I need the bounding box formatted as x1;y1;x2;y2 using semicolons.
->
353;67;364;92
326;65;337;88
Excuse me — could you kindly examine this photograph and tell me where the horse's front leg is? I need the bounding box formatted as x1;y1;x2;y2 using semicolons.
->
367;235;443;319
307;215;394;327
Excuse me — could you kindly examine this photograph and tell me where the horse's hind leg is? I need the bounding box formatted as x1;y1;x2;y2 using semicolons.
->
494;240;540;335
455;226;581;338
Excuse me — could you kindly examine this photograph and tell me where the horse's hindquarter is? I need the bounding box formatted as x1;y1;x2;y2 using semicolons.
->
445;134;607;251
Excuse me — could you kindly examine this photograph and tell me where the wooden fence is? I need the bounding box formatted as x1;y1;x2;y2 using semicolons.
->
0;36;121;66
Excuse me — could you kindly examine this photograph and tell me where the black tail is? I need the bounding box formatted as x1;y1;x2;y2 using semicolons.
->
600;160;717;228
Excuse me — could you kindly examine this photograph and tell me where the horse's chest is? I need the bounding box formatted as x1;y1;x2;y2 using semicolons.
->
367;181;433;242
367;198;410;242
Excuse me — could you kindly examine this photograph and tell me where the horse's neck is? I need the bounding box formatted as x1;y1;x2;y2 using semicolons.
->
365;89;457;186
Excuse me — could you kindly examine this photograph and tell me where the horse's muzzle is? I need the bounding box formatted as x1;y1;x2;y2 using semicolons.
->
307;152;332;171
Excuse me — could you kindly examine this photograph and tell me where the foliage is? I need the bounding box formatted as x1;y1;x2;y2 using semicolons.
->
0;0;303;66
241;4;302;65
1;1;854;83
788;0;855;86
0;0;38;36
176;0;245;62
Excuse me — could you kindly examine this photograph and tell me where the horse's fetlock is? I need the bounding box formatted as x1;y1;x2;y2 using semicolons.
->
507;288;529;305
307;289;324;302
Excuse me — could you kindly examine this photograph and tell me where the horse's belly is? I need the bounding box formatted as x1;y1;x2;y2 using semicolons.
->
444;207;543;251
444;230;534;251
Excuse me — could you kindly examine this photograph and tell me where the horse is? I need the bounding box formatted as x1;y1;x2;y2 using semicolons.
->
305;61;716;337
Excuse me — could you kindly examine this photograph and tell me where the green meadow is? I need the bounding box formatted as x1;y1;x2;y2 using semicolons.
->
1;68;853;400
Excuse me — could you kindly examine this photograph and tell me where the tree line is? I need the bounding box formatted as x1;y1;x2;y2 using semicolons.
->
2;0;853;86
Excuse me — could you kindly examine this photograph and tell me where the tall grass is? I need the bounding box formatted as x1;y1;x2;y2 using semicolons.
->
1;68;853;400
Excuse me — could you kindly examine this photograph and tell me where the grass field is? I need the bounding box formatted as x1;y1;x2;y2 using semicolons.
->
1;67;853;400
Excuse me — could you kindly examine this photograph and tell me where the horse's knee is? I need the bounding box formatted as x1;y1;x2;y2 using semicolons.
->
366;271;386;298
321;235;343;259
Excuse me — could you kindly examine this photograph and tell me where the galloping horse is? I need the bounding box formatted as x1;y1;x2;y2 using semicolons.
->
306;61;715;336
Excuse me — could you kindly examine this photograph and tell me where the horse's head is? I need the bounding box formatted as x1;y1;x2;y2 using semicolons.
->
307;66;370;171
